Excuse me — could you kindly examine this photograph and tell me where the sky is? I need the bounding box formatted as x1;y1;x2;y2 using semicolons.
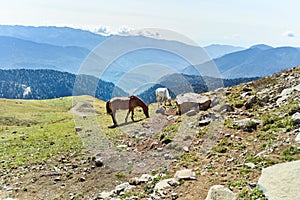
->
1;0;299;47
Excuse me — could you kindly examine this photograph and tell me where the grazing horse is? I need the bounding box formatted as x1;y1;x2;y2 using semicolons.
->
106;95;149;127
155;87;172;106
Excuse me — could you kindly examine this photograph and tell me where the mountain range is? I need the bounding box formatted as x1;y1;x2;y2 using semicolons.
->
0;25;299;94
184;44;300;78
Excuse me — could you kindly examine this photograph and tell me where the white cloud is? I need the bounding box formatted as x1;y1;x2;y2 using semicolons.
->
96;26;111;36
118;25;132;35
282;31;296;38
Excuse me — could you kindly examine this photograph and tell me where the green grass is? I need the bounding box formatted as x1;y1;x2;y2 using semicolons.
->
281;146;300;161
0;97;82;171
239;187;266;200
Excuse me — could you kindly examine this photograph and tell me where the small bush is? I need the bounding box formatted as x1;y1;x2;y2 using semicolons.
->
239;187;266;199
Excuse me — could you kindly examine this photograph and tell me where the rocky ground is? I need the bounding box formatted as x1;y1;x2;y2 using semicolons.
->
1;66;299;200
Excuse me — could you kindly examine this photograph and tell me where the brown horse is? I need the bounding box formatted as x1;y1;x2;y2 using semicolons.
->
106;95;149;127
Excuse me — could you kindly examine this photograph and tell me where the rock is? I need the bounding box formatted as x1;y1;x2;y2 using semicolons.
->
232;118;261;132
211;96;219;107
198;112;220;126
261;95;270;103
167;115;175;121
241;92;251;98
205;185;237;200
149;193;161;200
137;132;146;137
164;154;172;160
183;146;189;152
98;191;114;199
244;162;256;169
218;104;234;113
174;169;196;180
168;179;180;187
94;158;104;167
154;178;175;196
156;105;166;115
75;127;82;132
114;182;130;194
199;119;211;126
175;93;211;114
186;109;198;116
128;177;140;185
276;84;300;105
171;192;179;199
78;177;86;182
258;160;300;200
242;85;252;92
199;99;212;110
54;177;61;182
138;174;153;183
244;95;258;109
154;178;173;190
116;144;128;149
149;141;159;149
295;132;300;143
200;112;220;120
292;112;300;125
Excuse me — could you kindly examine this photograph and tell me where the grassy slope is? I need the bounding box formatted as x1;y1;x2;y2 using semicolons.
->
0;97;82;170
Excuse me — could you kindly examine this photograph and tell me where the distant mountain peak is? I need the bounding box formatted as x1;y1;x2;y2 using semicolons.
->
204;44;245;59
249;44;273;50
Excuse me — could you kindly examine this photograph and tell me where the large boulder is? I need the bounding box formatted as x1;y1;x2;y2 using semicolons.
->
258;160;300;200
175;93;211;115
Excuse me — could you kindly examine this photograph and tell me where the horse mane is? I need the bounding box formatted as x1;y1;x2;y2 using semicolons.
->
106;100;112;114
130;95;146;106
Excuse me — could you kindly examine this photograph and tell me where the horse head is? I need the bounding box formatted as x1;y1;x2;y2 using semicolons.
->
130;95;149;118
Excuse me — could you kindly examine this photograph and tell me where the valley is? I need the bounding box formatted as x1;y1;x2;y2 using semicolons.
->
0;67;299;199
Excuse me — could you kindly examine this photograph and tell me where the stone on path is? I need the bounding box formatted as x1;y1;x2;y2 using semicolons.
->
258;160;300;200
174;169;196;180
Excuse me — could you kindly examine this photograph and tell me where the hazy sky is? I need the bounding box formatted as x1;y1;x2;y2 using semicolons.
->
1;0;299;47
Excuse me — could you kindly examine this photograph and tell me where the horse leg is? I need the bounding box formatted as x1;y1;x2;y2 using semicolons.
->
125;110;130;123
110;111;118;127
131;109;135;121
157;96;160;107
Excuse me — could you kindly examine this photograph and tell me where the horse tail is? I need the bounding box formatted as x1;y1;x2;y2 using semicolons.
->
106;100;112;114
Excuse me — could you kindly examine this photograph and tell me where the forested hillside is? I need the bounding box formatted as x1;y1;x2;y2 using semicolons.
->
0;69;127;100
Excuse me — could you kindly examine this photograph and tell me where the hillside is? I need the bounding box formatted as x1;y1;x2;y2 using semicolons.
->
0;69;127;101
0;66;299;199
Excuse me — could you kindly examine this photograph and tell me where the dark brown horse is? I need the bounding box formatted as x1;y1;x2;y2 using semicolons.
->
106;95;149;127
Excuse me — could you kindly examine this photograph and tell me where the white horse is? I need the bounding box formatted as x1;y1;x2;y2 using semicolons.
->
155;88;172;106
